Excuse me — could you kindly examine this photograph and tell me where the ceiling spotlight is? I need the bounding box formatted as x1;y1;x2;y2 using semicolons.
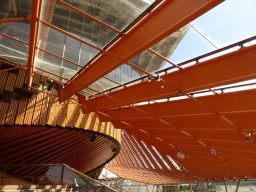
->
177;150;185;159
90;134;96;142
154;75;161;82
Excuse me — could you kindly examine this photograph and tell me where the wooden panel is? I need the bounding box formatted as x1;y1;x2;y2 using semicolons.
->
32;73;40;85
23;95;37;125
39;92;50;126
32;92;44;125
15;98;28;125
0;72;8;92
0;102;9;125
15;68;26;88
4;73;17;92
66;99;79;128
56;101;68;127
5;99;19;125
74;107;83;128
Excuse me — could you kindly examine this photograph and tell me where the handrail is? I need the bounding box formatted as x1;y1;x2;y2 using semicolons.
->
0;164;118;192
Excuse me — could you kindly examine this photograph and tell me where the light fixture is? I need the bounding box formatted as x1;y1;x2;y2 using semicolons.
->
177;150;185;159
90;134;96;142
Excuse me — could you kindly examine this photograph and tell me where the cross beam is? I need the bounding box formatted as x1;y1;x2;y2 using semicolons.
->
26;0;42;90
59;0;224;102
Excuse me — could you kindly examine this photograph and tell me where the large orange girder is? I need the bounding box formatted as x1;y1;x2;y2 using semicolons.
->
79;44;256;113
60;0;224;102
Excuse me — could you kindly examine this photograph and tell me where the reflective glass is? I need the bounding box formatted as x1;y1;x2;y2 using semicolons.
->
105;64;146;85
37;23;100;79
61;0;154;31
35;50;77;82
88;77;119;93
0;21;30;43
149;25;189;68
41;1;118;49
0;35;28;66
129;49;167;74
0;0;31;20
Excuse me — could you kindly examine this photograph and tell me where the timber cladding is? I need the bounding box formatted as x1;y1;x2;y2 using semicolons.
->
0;60;121;174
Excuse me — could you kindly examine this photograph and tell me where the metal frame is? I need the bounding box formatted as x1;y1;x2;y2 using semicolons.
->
1;0;256;186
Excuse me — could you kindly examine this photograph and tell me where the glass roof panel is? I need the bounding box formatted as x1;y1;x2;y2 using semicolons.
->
37;23;100;79
60;0;155;31
0;36;28;66
191;0;256;48
41;1;118;49
0;0;31;20
105;64;146;85
0;21;30;66
35;69;68;84
35;49;77;82
0;21;30;43
88;77;119;93
129;49;167;75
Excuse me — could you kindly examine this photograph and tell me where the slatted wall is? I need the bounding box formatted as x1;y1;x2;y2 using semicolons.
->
0;61;121;142
0;61;121;175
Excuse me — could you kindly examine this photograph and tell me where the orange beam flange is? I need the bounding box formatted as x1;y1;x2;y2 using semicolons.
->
26;0;42;90
0;17;26;23
60;0;225;102
80;44;256;113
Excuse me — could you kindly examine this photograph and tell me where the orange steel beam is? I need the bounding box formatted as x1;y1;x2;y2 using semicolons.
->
79;44;256;112
26;0;41;90
55;0;122;34
0;17;26;23
0;66;22;73
99;89;256;120
60;0;224;102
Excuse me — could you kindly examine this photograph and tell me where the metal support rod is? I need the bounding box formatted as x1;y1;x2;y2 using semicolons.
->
0;66;21;73
224;180;228;192
0;17;26;23
235;179;241;192
61;165;64;185
0;166;7;186
0;32;29;45
194;182;198;192
189;24;218;49
147;48;182;70
209;88;218;95
127;62;155;77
